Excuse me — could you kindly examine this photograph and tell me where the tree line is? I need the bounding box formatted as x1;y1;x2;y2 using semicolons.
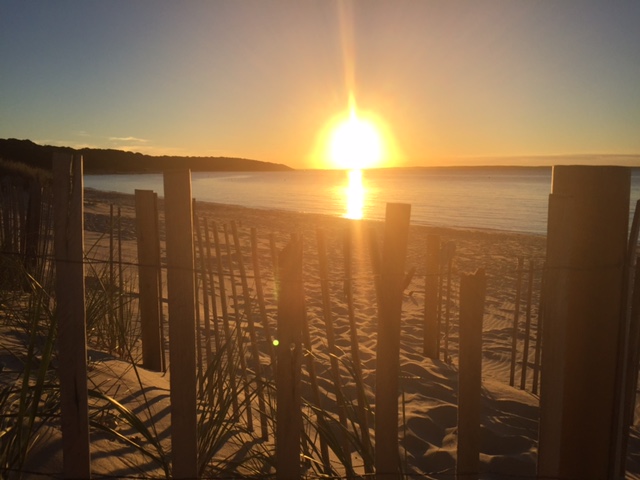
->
0;138;293;174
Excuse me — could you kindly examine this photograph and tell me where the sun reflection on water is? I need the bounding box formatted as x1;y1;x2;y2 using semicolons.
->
344;169;365;220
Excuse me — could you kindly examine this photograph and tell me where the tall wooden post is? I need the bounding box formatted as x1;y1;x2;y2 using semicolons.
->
375;203;411;479
423;234;440;358
163;170;198;479
275;237;304;480
135;190;163;372
53;153;91;478
538;166;630;479
456;269;486;479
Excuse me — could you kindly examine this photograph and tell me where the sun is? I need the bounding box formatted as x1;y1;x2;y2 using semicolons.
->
329;108;382;170
309;94;399;170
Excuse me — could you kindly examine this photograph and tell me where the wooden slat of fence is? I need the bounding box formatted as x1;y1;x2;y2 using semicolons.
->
520;259;535;390
0;180;11;250
117;207;124;356
537;193;573;477
53;153;91;478
456;269;487;479
134;189;163;372
251;227;276;366
155;192;167;372
614;198;640;475
203;218;221;354
232;221;269;440
194;211;213;370
163;170;198;479
36;185;53;283
270;232;279;282
375;203;411;479
109;204;115;351
316;228;351;463
192;203;204;388
626;262;640;425
224;223;253;432
443;242;455;362
275;237;304;480
297;234;332;472
212;221;240;416
24;179;42;274
423;234;440;358
532;266;545;395
344;224;373;473
509;256;524;387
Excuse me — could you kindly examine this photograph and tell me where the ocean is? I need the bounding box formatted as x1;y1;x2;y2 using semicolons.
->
84;167;640;236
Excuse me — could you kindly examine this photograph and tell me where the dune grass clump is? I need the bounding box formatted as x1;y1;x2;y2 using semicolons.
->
0;252;59;478
0;159;51;185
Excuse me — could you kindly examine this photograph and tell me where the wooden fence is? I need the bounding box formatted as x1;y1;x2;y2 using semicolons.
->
2;159;639;479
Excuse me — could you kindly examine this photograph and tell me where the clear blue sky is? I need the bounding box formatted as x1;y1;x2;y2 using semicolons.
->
1;1;639;168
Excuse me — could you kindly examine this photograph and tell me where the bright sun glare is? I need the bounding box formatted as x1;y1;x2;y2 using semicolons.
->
328;99;384;170
312;94;399;219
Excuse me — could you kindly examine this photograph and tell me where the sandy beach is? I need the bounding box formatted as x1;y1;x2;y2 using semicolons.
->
4;187;639;478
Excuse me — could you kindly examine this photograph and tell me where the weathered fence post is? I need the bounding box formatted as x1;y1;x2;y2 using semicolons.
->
275;237;304;480
53;153;91;478
456;269;486;479
423;234;440;358
375;203;411;479
134;189;163;372
163;170;198;479
538;165;630;479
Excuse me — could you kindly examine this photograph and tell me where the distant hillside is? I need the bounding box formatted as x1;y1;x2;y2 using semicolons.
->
0;139;293;173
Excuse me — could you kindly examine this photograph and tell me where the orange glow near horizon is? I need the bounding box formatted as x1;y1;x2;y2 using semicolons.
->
344;168;365;219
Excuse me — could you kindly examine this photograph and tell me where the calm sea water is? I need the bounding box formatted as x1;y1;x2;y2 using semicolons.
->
84;167;640;236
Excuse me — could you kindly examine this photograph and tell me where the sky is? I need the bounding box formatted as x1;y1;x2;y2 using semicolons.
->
1;1;640;169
